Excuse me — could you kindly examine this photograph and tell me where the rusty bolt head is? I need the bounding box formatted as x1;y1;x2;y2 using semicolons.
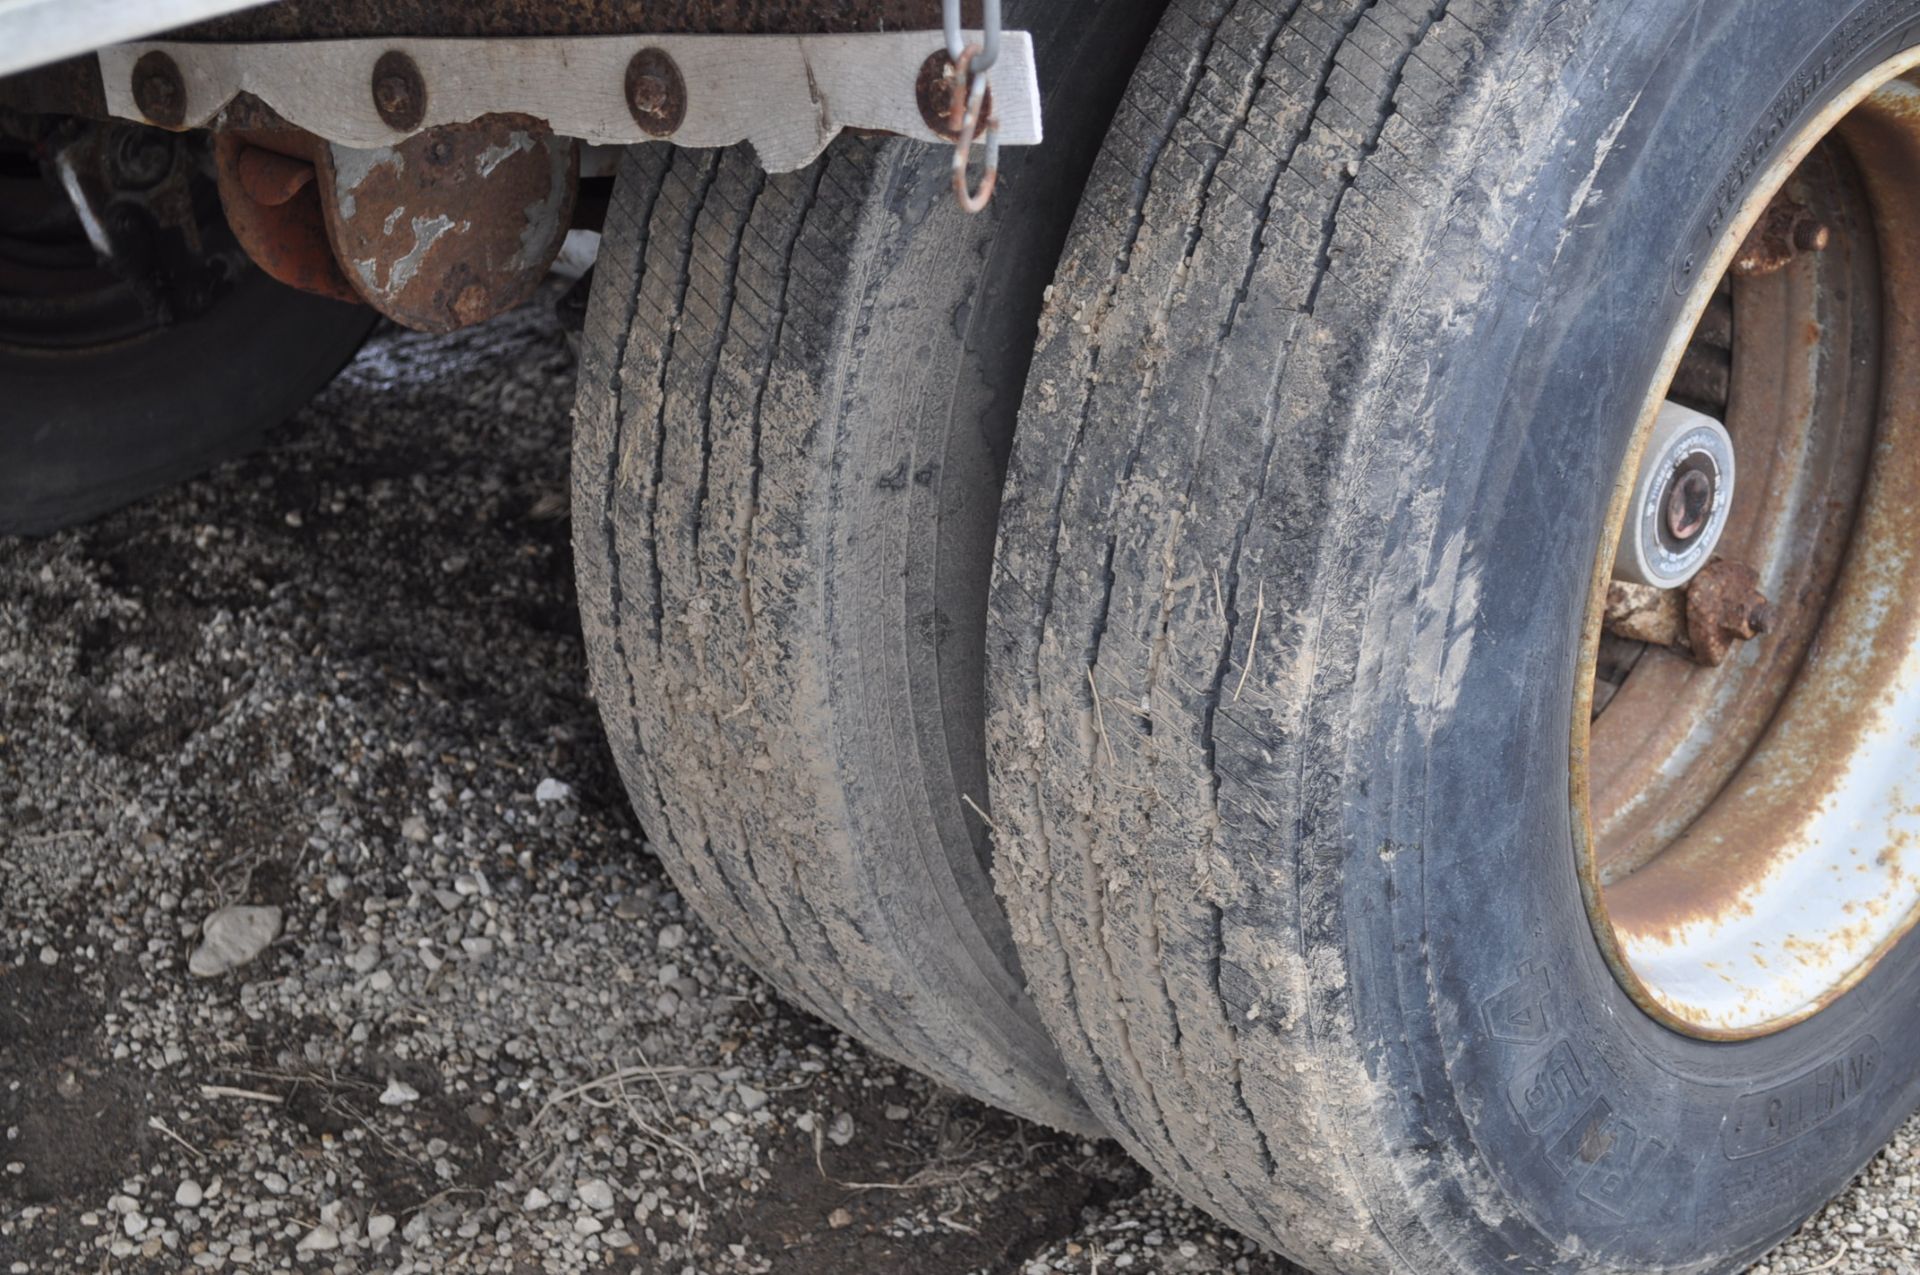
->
372;50;427;132
624;48;686;137
131;51;186;128
916;49;962;141
915;47;993;143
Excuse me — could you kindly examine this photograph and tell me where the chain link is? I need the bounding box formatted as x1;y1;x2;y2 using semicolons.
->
942;0;1001;212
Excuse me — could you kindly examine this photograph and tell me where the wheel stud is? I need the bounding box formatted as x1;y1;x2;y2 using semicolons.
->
1732;192;1833;278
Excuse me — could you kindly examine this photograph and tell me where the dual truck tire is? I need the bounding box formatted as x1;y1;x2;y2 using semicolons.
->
590;0;1920;1270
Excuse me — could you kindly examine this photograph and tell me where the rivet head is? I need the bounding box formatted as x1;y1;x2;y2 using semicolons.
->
624;49;686;137
131;50;186;127
371;50;427;131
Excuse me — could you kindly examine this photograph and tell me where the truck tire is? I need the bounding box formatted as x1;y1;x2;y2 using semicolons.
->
988;0;1920;1269
1;128;374;536
570;0;1164;1131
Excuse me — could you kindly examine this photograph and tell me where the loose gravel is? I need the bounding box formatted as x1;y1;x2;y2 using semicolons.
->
0;285;1915;1274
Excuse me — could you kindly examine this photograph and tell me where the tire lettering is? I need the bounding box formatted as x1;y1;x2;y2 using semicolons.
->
1722;1036;1882;1160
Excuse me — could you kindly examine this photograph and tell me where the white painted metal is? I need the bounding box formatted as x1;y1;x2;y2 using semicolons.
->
0;0;273;78
96;32;1043;174
1615;651;1920;1030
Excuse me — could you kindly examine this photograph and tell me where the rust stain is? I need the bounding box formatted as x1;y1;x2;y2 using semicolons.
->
314;114;577;332
1731;190;1832;279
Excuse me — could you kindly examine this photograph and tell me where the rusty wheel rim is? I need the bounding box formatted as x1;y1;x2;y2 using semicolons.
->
1574;59;1920;1040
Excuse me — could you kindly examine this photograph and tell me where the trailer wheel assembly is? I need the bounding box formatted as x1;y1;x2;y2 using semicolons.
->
570;0;1165;1132
986;1;1920;1270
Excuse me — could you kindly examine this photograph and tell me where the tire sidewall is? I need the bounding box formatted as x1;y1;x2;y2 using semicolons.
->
1322;2;1920;1267
0;270;373;534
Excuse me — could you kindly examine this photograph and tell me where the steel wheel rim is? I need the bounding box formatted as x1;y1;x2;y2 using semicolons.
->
1574;57;1920;1040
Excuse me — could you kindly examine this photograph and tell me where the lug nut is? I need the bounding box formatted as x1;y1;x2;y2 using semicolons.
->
624;48;686;137
1685;558;1775;667
371;50;427;131
131;51;186;127
1732;192;1834;278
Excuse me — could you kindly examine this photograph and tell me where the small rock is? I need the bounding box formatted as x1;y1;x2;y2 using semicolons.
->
460;936;494;958
187;905;282;977
604;1228;634;1248
37;946;57;966
369;970;395;992
613;897;645;921
884;1104;910;1122
655;924;686;951
402;1212;430;1243
534;777;572;804
367;1214;396;1241
379;1079;421;1106
737;1085;768;1113
522;1187;551;1212
400;814;429;843
297;1224;339;1252
260;1172;289;1194
174;1180;203;1208
828;1207;854;1230
578;1179;615;1213
122;1212;147;1238
347;944;380;974
827;1111;855;1146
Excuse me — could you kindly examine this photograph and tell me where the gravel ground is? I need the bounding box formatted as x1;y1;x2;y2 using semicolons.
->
0;286;1915;1275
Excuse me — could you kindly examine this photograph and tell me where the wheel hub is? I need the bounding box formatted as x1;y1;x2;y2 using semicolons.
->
1576;59;1920;1039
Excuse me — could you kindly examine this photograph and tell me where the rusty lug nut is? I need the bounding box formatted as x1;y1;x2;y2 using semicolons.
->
1732;195;1833;278
131;50;186;127
1684;558;1774;667
371;50;427;132
624;48;686;137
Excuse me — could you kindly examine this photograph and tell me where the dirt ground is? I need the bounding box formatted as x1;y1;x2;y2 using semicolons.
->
0;289;1913;1274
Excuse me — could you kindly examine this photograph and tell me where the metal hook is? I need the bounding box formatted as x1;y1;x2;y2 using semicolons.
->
948;44;998;214
943;0;999;74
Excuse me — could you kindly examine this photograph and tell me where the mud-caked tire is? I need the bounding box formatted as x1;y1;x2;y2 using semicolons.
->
570;1;1165;1131
988;0;1920;1269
